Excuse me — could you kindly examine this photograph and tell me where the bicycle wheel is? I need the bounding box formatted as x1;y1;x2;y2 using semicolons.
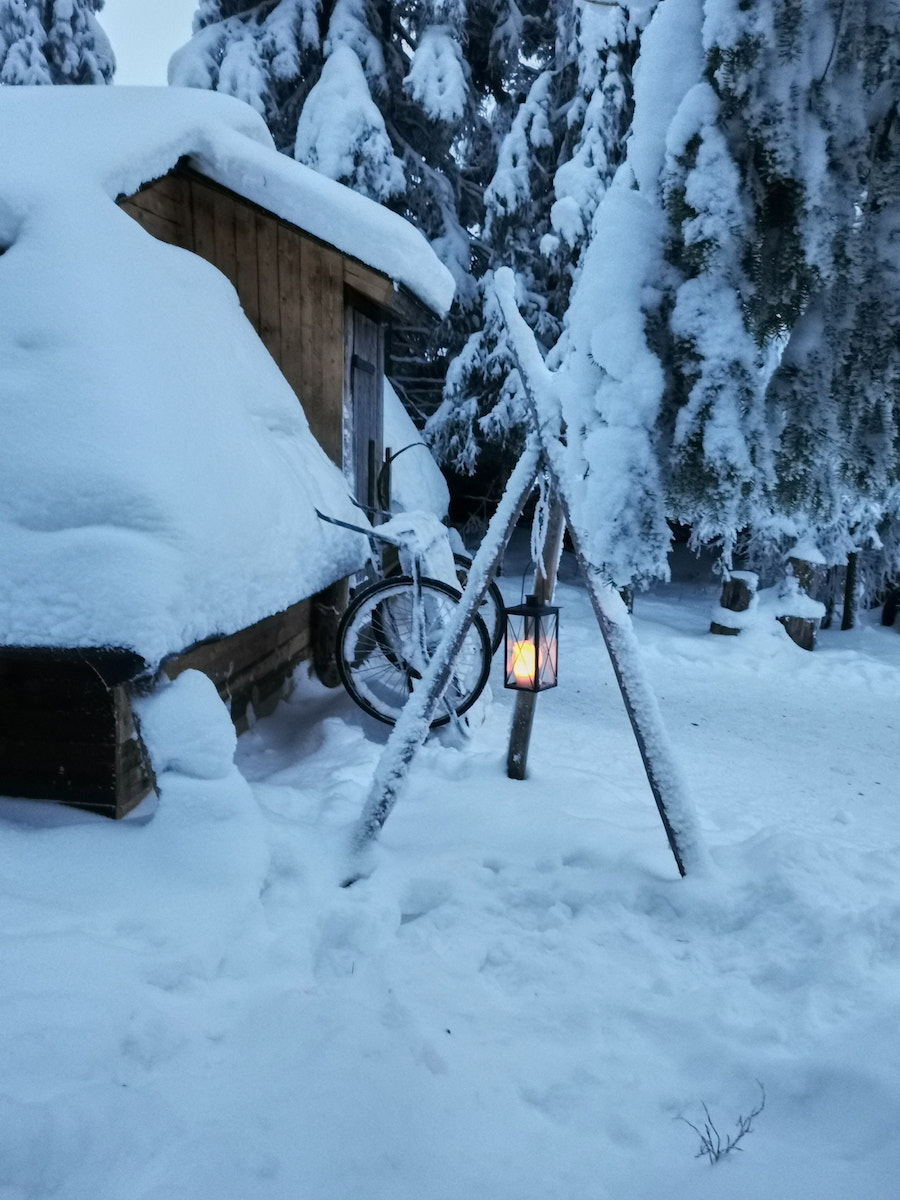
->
336;576;492;728
453;554;505;655
383;554;505;655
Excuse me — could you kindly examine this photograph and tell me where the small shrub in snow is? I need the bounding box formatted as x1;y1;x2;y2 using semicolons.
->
679;1081;766;1165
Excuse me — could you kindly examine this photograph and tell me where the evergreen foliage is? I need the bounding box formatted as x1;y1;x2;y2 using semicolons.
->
426;2;641;492
0;0;114;85
554;0;900;596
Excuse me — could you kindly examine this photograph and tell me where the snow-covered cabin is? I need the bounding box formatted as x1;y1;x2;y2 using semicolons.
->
0;86;453;818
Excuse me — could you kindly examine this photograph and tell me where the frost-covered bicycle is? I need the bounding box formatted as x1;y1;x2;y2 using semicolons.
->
315;505;499;728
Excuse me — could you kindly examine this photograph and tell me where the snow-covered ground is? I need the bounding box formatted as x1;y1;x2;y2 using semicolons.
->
2;547;899;1199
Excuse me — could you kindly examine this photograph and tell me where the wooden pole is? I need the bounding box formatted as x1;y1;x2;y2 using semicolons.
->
506;493;566;779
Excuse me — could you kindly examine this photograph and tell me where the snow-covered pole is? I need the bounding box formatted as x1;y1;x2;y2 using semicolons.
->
493;268;709;878
352;438;542;857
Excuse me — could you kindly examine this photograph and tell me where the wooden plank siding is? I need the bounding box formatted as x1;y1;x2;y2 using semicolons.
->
234;202;261;331
188;175;218;268
301;241;345;463
255;210;281;361
276;222;304;402
212;188;239;290
119;173;192;250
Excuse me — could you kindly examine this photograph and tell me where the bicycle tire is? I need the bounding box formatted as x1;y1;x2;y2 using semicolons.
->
452;553;505;655
336;576;492;728
383;553;505;656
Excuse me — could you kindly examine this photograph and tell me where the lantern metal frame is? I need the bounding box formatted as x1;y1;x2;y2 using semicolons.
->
504;594;559;692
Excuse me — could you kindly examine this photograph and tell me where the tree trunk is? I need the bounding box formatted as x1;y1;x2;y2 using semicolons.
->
777;555;824;651
841;551;858;631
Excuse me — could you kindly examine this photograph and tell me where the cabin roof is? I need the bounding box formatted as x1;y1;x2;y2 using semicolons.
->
0;85;455;318
0;86;377;667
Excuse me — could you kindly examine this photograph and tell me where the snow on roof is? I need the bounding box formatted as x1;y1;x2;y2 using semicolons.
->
0;85;383;666
0;86;455;317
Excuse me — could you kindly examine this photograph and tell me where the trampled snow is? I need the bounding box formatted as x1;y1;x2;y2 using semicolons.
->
1;547;899;1198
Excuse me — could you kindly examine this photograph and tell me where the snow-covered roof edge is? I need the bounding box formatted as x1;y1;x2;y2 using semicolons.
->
0;86;455;318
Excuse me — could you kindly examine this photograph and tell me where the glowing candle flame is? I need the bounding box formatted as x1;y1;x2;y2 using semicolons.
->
511;639;536;686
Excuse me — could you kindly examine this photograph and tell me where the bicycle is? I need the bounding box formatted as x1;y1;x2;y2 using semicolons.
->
315;505;498;728
374;443;504;653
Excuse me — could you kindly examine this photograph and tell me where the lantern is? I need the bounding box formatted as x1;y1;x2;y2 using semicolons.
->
504;595;559;691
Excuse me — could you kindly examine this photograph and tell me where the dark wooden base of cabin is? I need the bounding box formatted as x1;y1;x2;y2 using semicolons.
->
0;584;346;819
0;647;154;819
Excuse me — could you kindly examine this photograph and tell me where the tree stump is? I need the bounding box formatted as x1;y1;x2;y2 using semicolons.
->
776;556;825;651
710;571;758;636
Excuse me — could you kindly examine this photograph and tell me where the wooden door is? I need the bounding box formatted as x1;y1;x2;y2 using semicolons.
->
344;302;385;511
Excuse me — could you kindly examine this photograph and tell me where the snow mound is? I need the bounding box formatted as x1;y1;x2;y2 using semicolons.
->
0;85;452;317
0;85;387;665
134;671;237;781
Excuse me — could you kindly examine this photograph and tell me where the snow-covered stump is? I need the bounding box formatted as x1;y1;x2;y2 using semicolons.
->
710;571;758;636
777;554;826;651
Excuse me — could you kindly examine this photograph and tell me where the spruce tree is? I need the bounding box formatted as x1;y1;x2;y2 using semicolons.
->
765;0;900;588
552;0;900;593
0;0;114;85
426;2;642;505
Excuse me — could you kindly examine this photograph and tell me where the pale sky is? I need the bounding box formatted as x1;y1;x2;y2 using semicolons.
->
102;0;197;86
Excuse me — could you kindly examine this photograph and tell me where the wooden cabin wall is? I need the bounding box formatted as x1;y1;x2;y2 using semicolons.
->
119;173;346;465
344;303;385;510
118;171;391;713
163;596;312;733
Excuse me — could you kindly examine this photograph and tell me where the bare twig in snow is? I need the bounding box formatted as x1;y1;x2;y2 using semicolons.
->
680;1082;766;1164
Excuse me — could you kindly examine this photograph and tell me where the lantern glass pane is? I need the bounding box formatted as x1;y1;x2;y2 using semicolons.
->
505;611;537;690
536;613;558;689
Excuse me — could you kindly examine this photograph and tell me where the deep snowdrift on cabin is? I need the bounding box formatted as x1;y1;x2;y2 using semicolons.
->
0;86;454;318
0;94;380;665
